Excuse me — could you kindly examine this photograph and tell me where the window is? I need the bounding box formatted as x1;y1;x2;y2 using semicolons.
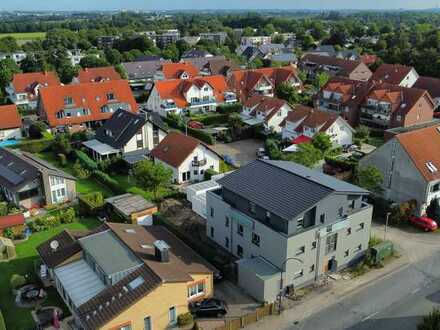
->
50;177;65;186
204;87;209;91
344;249;349;257
431;184;440;192
225;237;229;248
210;227;214;238
355;244;362;252
265;211;271;221
237;244;243;257
296;246;305;255
357;223;365;231
346;227;352;235
325;233;338;255
136;138;143;149
144;317;152;330
294;269;304;279
320;213;325;224
119;325;132;330
426;162;438;173
194;170;198;175
311;241;317;250
169;307;177;324
237;224;244;236
64;96;73;106
210;207;214;217
249;201;256;214
225;217;229;227
297;218;304;229
188;281;205;299
310;264;315;273
106;92;115;101
252;233;260;246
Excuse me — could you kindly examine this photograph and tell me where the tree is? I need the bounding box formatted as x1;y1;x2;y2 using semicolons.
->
115;64;128;79
418;308;440;330
57;60;78;84
275;82;302;104
0;58;20;89
0;36;19;52
286;143;322;168
105;48;122;65
355;165;384;194
162;44;179;62
228;113;243;139
312;133;332;154
355;125;370;141
20;53;50;73
52;133;72;155
80;55;109;68
314;72;330;90
29;121;47;139
133;160;173;200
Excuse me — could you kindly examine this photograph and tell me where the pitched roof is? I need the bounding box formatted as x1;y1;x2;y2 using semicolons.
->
301;54;365;77
39;80;138;128
184;55;226;71
161;62;199;79
371;63;414;85
360;54;378;66
244;95;290;122
202;58;239;75
414;76;440;99
122;60;170;80
154;75;229;108
396;125;440;182
0;148;41;190
181;49;213;59
76;67;121;83
0;104;21;130
319;76;373;108
217;160;368;221
281;105;342;133
11;71;60;100
0;213;24;230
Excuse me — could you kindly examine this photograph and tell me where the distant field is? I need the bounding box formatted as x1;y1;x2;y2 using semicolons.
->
0;32;46;40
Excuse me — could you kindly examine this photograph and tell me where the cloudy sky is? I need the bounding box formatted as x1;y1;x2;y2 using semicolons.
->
0;0;438;11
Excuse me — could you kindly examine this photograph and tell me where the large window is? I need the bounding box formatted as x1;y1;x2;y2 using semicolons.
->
169;306;177;325
188;281;205;299
50;176;65;186
252;233;260;247
144;317;152;330
326;233;338;255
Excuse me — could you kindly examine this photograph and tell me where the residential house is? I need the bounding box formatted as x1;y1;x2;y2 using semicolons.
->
159;62;200;80
6;71;60;109
0;213;25;236
306;46;360;61
316;77;373;126
371;64;419;88
37;222;216;330
0;51;27;63
200;58;239;77
414;76;440;111
281;105;354;146
67;49;85;66
359;83;434;130
83;108;167;162
360;125;440;215
0;104;22;142
206;159;372;302
239;44;286;63
133;55;163;62
181;49;214;59
151;132;222;184
228;67;302;101
240;36;272;46
240;95;294;133
0;148;76;209
122;60;171;95
360;54;379;67
199;32;227;45
39;80;138;131
97;36;120;49
74;67;122;84
147;75;237;117
155;30;181;48
182;55;227;72
300;54;372;81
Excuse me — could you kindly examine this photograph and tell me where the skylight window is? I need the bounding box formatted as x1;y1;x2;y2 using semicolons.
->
125;228;136;234
426;162;438;173
128;276;145;290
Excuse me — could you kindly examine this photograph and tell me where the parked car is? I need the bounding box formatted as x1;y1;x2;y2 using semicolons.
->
409;216;438;232
188;121;204;129
189;298;228;318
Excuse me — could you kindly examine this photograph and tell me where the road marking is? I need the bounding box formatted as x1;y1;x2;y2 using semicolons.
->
412;288;421;294
362;311;379;322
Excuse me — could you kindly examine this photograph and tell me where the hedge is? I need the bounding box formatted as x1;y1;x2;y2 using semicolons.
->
192;114;229;126
9;138;52;153
187;127;215;145
324;156;357;171
217;103;242;114
78;192;104;216
75;150;98;170
94;170;125;194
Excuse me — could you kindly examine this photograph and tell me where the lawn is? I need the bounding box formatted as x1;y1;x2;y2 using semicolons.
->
0;32;46;41
0;217;101;330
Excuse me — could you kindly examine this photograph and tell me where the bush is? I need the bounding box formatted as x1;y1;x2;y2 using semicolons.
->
28;121;47;139
204;169;219;180
192;114;229;126
177;312;193;327
0;202;8;216
75;150;98;170
58;153;67;167
94;170;125;194
217;103;242;114
10;224;25;239
60;208;76;224
10;138;52;153
187;127;215;145
73;161;90;179
324;156;356;171
28;215;61;232
3;228;13;239
419;308;440;330
10;274;26;290
78;192;104;216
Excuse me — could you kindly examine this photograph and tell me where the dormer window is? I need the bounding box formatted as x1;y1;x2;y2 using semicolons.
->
105;129;113;137
426;162;438;173
106;92;115;101
64;96;73;106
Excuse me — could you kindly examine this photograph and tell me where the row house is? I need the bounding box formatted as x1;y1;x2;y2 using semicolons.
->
299;54;372;82
0;104;22;143
38;80;138;131
228;66;302;102
6;71;61;110
146;75;237;117
281;105;354;147
359;83;434;130
370;63;419;88
73;67;121;84
206;159;372;302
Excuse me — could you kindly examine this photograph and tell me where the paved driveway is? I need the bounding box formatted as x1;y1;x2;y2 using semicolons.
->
214;280;260;317
212;139;264;167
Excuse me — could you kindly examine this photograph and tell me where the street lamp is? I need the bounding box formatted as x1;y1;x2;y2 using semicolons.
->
278;257;303;313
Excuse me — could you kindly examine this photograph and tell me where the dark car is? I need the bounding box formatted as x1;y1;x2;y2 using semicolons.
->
189;298;228;318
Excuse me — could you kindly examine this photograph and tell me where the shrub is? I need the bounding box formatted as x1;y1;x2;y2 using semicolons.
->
193;114;229;126
58;153;67;167
0;202;8;216
217;103;242;114
28;215;61;232
177;312;193;326
73;161;90;179
60;208;76;224
419;308;440;330
75;150;98;170
3;228;13;239
204;169;218;180
94;170;125;194
28;121;47;139
187;127;215;145
10;274;26;290
78;192;104;216
10;224;25;239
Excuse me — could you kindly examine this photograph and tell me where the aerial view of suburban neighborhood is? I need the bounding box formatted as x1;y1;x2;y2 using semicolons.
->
2;1;440;329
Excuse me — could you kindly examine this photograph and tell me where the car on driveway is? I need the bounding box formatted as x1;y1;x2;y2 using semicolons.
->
188;121;204;129
409;215;438;232
189;298;228;318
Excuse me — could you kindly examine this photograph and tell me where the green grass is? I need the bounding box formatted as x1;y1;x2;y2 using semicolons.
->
0;217;101;330
0;32;46;41
368;136;385;148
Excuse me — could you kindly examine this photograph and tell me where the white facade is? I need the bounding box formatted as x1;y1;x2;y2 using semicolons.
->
399;68;419;88
6;83;39;109
242;102;292;134
67;50;85;66
0;127;22;142
241;36;272;46
122;121;167;154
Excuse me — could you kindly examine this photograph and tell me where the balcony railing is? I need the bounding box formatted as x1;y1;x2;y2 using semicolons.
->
189;98;217;107
161;102;177;109
192;159;207;167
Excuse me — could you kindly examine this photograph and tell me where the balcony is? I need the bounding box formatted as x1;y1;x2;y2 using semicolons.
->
189;98;217;107
224;92;237;103
254;84;273;91
192;158;207;167
161;102;177;110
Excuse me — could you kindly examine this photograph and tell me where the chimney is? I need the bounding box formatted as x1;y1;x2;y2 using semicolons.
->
154;240;170;262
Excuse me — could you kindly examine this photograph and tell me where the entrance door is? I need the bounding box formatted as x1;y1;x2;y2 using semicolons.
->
328;257;338;273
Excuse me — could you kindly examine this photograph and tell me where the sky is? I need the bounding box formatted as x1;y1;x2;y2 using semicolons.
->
0;0;439;11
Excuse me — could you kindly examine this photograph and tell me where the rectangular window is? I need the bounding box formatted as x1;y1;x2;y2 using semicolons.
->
320;213;325;224
325;233;338;255
237;224;244;236
344;249;349;257
249;202;256;214
237;244;243;257
225;217;229;227
119;325;132;330
252;233;260;247
194;170;198;175
210;207;214;217
432;184;440;192
297;218;304;229
296;246;305;255
64;96;73;105
169;306;177;324
294;269;304;279
136;138;143;149
225;237;229;248
187;281;205;299
107;92;115;101
311;241;317;250
144;317;152;330
310;264;315;273
210;227;214;238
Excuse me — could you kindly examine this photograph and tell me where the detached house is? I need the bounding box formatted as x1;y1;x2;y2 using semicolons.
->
300;54;372;81
39;80;138;131
359;83;434;130
147;75;237;117
0;104;22;142
37;222;216;330
228;67;302;101
74;67;121;84
151;132;222;184
83;109;167;162
360;125;440;215
6;71;60;110
0;148;76;209
241;95;294;133
371;64;418;88
200;58;239;77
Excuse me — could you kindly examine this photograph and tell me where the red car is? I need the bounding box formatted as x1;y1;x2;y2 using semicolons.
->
409;216;438;232
188;121;204;129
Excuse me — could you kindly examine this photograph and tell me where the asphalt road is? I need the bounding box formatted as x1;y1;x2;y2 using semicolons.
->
289;252;440;330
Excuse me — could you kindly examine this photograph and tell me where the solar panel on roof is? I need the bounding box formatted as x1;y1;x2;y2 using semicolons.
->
0;164;24;185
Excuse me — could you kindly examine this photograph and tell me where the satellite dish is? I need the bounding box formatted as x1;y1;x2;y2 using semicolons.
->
50;240;59;251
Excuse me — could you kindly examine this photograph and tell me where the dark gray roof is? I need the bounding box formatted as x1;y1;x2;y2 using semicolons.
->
218;160;368;221
181;49;213;59
122;60;170;80
183;55;226;70
133;54;162;62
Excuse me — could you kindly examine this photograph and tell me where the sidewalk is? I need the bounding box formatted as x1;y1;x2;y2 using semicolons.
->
246;254;410;330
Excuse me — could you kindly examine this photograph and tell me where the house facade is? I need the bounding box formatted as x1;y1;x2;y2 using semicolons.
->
371;64;419;88
37;223;216;330
121;60;171;94
0;104;22;142
206;160;372;302
151;132;221;184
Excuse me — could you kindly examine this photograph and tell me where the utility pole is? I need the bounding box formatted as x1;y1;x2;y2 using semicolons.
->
384;212;391;241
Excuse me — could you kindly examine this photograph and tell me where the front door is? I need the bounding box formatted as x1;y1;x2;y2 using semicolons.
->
328;257;338;273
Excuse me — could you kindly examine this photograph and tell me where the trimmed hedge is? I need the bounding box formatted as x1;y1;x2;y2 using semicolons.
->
187;127;215;145
192;114;229;126
78;192;104;216
75;150;98;170
94;170;125;194
217;103;242;114
9;138;52;153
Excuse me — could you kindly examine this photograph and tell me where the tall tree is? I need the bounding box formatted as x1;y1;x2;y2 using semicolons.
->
133;160;173;200
355;165;384;194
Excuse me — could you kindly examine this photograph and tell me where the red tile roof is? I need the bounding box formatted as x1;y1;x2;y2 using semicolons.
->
161;62;199;79
282;105;341;134
244;95;290;122
414;76;440;99
360;54;378;66
76;67;121;83
154;75;229;108
371;64;414;85
301;54;365;77
0;104;21;130
39;80;138;128
0;213;25;230
11;72;60;100
292;135;312;144
319;77;373;108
